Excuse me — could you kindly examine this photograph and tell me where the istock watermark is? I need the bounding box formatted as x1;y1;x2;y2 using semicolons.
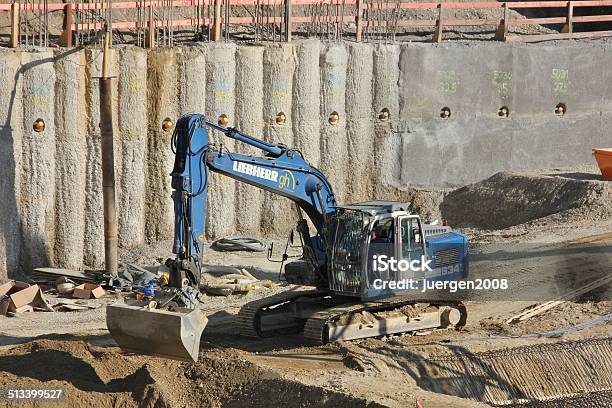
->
372;254;433;273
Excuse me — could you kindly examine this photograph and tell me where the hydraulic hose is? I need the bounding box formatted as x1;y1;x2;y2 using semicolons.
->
210;236;267;252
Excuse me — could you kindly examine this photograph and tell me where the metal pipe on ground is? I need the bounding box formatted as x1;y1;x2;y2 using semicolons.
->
100;27;118;276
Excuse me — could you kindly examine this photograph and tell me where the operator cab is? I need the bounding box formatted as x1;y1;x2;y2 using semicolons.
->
328;201;468;300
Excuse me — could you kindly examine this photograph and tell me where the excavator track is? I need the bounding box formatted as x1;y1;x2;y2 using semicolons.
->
238;289;467;344
236;289;328;338
304;299;468;344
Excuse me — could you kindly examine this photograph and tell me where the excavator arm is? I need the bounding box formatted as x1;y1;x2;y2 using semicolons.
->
107;113;337;362
169;114;337;287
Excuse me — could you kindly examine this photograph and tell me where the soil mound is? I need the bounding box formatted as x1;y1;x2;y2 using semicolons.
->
440;170;612;230
0;338;375;408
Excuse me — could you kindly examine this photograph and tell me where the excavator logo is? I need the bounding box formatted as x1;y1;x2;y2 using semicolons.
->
233;161;278;182
278;170;296;191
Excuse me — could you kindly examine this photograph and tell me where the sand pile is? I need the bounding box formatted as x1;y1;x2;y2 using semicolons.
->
441;170;612;230
0;338;375;408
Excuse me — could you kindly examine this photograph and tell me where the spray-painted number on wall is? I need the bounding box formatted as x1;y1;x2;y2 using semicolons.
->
208;174;232;193
493;70;512;99
272;80;290;104
214;79;234;103
438;70;457;93
551;68;570;94
325;72;345;103
127;73;144;91
27;84;50;110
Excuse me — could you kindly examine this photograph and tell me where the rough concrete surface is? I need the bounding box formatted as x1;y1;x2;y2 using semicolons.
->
234;46;264;234
398;42;612;189
262;44;296;236
373;44;401;197
0;50;23;282
293;40;321;168
1;39;612;276
320;43;349;203
19;51;56;273
146;48;178;242
53;49;87;269
204;43;237;239
117;47;148;249
346;42;374;202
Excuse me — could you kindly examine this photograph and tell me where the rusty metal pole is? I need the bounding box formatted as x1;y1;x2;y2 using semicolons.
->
99;27;118;276
355;0;363;42
58;3;73;47
284;0;292;42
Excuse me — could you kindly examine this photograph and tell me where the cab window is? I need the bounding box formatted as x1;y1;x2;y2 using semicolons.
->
399;217;423;261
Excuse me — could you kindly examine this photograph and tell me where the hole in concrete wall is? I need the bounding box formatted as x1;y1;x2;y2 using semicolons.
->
218;114;229;126
329;111;339;125
275;112;286;125
440;107;451;119
162;117;173;131
498;106;510;118
378;108;390;122
33;118;45;133
555;103;567;116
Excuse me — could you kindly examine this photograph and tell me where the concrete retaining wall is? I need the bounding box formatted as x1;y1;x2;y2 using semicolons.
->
1;39;611;279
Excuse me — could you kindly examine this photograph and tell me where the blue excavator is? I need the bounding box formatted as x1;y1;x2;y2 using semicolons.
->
107;114;469;362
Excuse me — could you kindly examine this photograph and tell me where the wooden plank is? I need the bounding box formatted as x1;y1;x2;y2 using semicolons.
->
441;18;499;26
293;0;356;4
58;3;73;47
494;2;508;41
573;14;612;23
510;1;575;8
74;0;195;9
396;20;437;28
213;0;222;41
561;1;573;34
507;274;612;323
432;4;443;43
562;0;612;6
507;30;612;42
292;15;353;24
146;3;155;48
31;268;100;283
9;2;19;48
508;17;567;26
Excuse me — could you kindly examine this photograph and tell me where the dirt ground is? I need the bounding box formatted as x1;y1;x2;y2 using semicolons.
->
1;167;611;408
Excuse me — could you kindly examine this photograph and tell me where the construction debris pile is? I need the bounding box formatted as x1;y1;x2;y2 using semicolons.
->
0;260;274;318
0;277;105;317
0;280;53;316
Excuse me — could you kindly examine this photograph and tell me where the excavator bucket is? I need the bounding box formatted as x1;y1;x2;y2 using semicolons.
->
106;303;208;362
